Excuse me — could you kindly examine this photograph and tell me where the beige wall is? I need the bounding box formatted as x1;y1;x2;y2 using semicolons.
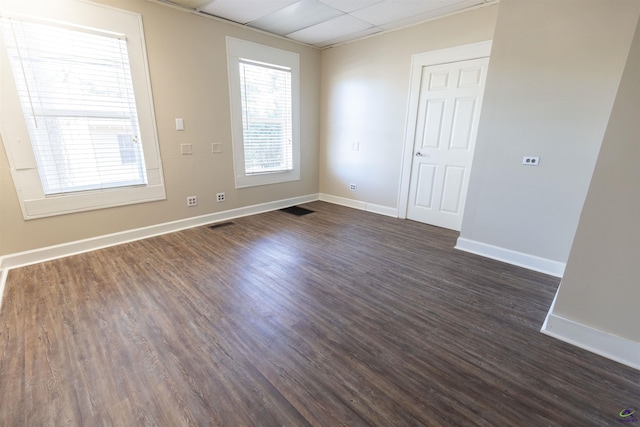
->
319;5;498;207
459;0;640;263
550;16;640;343
0;0;320;255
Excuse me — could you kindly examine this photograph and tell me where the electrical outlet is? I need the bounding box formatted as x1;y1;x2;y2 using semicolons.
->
349;183;357;191
187;196;197;207
522;156;540;166
216;192;225;202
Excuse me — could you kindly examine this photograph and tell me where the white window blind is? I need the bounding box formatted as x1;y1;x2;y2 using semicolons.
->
1;17;147;195
239;59;292;175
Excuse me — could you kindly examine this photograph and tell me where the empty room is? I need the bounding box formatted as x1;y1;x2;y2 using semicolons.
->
0;0;638;425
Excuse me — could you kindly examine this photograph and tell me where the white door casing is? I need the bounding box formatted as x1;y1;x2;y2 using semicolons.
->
398;41;491;231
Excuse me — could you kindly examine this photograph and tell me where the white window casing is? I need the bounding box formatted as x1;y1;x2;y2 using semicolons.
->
227;37;300;188
0;0;165;219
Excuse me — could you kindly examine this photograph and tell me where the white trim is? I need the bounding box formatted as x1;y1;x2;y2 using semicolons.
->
455;237;566;277
0;193;317;312
366;203;398;218
541;285;561;332
3;189;634;373
319;193;398;217
0;193;319;272
320;193;366;210
0;193;404;312
0;269;8;315
0;2;166;220
541;311;640;371
226;37;301;189
398;40;493;220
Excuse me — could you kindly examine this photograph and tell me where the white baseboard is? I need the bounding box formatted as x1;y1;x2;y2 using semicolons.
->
0;194;397;274
3;193;635;372
366;202;399;218
319;193;398;218
541;310;640;371
0;193;319;273
0;193;401;311
0;193;319;311
455;237;566;277
319;193;366;210
0;269;8;315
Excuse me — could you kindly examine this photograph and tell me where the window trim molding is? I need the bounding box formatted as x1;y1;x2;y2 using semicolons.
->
0;1;165;220
226;37;300;189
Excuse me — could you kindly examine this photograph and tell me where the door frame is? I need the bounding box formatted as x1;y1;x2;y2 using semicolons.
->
397;41;492;220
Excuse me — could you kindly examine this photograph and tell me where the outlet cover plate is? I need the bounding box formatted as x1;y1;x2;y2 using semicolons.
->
522;156;540;166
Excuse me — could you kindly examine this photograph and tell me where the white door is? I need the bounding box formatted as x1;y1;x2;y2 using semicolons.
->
405;57;489;230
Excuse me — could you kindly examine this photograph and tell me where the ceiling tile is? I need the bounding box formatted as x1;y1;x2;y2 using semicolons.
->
378;0;484;30
158;0;494;48
199;0;298;24
248;0;343;36
313;26;383;47
286;13;373;45
161;0;213;9
316;0;384;13
351;0;461;26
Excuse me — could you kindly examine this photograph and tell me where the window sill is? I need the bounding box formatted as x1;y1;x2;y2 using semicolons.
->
235;169;300;189
23;184;166;219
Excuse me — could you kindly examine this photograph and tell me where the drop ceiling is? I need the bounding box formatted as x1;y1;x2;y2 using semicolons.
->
153;0;495;48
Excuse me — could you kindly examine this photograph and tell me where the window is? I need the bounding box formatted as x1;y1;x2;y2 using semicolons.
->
227;38;300;188
3;18;147;195
0;2;164;219
239;60;293;174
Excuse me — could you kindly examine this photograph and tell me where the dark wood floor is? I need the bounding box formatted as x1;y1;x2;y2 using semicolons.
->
0;201;637;426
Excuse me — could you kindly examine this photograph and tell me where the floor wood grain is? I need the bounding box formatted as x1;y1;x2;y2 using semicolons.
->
0;201;637;426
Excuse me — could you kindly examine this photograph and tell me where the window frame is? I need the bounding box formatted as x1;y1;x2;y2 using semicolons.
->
226;37;300;189
0;1;165;220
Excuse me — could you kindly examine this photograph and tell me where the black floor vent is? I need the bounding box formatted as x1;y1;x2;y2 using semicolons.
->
208;221;234;230
280;206;314;216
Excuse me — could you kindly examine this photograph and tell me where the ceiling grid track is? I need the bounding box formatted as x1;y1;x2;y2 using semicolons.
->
153;0;497;48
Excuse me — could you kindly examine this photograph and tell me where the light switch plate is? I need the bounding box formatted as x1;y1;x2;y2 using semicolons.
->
175;118;184;131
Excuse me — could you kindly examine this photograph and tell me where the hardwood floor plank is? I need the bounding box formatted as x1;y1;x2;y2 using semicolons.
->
0;270;26;427
0;201;637;426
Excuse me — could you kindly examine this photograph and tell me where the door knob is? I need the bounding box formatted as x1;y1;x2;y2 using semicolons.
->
415;152;428;157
